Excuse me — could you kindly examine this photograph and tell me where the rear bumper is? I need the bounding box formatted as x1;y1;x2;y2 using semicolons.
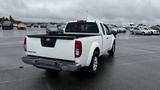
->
22;56;81;71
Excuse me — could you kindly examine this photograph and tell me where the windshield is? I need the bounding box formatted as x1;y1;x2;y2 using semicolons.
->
65;22;99;33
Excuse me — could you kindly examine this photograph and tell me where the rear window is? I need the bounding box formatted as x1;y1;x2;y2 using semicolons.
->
65;22;99;33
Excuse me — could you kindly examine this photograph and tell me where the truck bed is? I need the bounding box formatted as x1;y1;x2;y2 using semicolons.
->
26;33;101;61
27;34;101;40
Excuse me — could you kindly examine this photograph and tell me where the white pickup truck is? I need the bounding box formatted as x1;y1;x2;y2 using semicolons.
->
22;20;116;75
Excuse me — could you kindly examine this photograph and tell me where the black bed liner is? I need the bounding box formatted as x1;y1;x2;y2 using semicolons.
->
27;34;101;40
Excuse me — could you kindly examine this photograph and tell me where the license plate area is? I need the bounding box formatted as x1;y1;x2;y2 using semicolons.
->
35;59;60;67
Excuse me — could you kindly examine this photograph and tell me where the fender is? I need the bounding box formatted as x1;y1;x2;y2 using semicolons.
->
85;42;101;66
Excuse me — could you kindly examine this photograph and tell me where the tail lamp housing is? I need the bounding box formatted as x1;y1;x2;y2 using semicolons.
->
75;41;82;58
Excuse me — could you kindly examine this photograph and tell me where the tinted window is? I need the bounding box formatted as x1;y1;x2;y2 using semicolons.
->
65;22;99;33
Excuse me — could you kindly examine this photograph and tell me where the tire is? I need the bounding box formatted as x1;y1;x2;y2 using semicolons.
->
108;41;115;56
87;51;99;75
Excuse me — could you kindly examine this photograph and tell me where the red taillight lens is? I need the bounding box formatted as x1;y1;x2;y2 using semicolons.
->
75;41;82;58
24;38;27;51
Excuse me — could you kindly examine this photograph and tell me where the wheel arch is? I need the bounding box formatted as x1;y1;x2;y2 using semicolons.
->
85;42;101;66
95;47;100;56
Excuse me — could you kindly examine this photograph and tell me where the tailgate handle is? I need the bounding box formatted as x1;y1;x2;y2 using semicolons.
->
41;38;57;47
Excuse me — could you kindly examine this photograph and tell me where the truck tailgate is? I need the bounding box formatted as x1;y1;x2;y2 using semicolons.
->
26;35;75;61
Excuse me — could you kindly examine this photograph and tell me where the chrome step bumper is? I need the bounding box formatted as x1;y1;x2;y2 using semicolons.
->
22;56;81;71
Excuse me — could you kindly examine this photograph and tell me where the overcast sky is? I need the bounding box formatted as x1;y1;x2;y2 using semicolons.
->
0;0;159;24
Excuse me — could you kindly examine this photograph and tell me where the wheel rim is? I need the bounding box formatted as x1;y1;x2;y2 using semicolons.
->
93;56;98;71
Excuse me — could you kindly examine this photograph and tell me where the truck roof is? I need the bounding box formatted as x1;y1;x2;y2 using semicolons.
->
68;20;103;23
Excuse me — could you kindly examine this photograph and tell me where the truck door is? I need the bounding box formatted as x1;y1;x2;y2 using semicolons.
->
100;23;110;53
103;24;113;50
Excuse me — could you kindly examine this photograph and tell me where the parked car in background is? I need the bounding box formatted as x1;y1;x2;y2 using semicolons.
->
109;27;118;34
148;28;160;35
150;25;160;34
40;24;47;28
140;28;151;35
33;24;39;28
17;23;27;30
13;24;17;28
2;21;13;30
26;24;32;28
46;24;58;34
130;27;140;34
58;24;66;30
117;28;126;33
107;25;118;34
130;27;151;35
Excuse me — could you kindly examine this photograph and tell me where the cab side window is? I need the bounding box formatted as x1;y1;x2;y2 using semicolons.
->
100;23;106;35
103;24;110;35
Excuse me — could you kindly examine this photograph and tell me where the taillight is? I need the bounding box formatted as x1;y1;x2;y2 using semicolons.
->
75;41;82;58
24;37;27;51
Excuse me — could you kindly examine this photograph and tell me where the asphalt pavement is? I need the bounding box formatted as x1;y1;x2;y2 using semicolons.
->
0;29;160;90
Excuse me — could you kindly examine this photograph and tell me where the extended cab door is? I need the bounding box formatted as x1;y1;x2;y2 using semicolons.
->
104;24;114;50
100;23;111;53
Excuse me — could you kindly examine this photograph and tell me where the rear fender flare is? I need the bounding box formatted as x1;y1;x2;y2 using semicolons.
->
85;42;100;66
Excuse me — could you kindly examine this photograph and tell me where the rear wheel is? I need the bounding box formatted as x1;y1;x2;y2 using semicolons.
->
108;41;115;56
87;51;99;75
